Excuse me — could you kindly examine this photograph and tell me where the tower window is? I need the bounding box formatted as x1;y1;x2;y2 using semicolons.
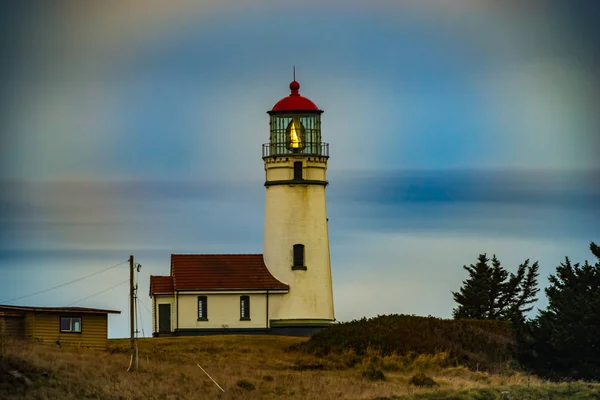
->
292;244;306;270
198;296;208;320
294;162;303;180
240;296;250;320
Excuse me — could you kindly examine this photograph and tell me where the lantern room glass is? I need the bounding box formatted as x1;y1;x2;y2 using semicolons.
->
266;113;325;157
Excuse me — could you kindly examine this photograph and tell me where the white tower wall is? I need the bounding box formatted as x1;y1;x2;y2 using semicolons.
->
263;155;335;323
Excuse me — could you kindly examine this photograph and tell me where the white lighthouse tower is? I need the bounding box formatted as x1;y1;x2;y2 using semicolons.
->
262;78;335;335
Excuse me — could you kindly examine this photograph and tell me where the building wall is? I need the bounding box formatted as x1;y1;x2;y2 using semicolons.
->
24;312;35;338
29;312;109;349
176;293;270;330
263;156;335;323
0;316;25;338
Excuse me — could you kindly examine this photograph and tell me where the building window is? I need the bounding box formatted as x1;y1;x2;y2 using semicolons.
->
198;296;208;320
240;296;250;320
294;161;303;180
60;317;82;333
292;244;306;270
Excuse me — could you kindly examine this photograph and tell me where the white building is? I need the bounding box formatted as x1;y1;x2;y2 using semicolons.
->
150;79;335;336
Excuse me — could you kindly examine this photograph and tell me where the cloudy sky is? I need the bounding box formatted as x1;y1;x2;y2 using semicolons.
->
1;1;599;338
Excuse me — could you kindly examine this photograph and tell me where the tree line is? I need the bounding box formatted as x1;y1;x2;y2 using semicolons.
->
452;242;600;381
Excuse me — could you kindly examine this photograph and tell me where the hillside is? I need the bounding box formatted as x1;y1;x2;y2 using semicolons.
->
1;331;599;399
292;314;516;373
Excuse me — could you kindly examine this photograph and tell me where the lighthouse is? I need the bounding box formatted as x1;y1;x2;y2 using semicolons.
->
262;78;335;334
149;77;335;338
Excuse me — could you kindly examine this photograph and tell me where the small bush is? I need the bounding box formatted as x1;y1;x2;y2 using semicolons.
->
339;349;361;368
262;375;274;381
362;364;386;381
236;379;255;391
291;359;324;371
408;372;437;387
473;371;491;384
440;366;471;377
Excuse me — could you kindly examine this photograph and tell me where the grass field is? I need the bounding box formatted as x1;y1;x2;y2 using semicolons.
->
1;335;599;399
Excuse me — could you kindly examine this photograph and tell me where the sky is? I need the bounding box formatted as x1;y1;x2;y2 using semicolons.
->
1;1;599;338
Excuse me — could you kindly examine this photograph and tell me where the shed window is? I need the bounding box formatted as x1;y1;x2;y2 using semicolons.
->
240;296;250;320
198;296;208;320
294;162;303;180
292;244;306;270
60;317;82;333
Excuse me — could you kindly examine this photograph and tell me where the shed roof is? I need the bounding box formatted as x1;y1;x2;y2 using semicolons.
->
150;254;289;295
0;304;121;314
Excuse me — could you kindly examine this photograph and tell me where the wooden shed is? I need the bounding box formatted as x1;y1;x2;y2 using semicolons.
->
0;304;120;350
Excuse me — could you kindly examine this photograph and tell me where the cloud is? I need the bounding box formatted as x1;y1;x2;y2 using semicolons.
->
4;0;599;182
2;169;597;255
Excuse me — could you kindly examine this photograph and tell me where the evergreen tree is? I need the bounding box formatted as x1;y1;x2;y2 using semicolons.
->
502;259;540;322
591;241;600;259
452;254;539;322
452;254;492;319
524;242;600;380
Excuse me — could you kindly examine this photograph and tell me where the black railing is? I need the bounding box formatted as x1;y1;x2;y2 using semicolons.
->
262;142;329;158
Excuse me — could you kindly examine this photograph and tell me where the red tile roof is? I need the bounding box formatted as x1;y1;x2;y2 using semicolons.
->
149;275;174;295
150;254;288;295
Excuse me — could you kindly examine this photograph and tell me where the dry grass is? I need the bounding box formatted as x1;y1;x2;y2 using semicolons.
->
0;336;598;399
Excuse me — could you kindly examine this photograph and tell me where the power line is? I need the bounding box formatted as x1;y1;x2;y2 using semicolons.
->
137;297;152;315
0;259;128;304
65;279;129;307
137;297;145;338
137;297;152;338
34;279;129;317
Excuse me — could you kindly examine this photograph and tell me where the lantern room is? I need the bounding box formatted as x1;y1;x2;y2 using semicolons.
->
263;80;328;158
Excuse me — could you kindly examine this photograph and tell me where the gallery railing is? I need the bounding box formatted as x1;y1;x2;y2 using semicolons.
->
262;142;329;158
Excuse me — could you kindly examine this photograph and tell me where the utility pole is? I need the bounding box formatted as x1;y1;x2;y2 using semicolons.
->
134;263;140;371
129;255;135;371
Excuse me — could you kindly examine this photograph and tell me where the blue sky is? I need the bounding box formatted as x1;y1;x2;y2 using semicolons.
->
1;1;599;338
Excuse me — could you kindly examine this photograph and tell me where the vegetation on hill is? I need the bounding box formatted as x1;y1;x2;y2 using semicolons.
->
517;242;600;381
0;336;600;400
1;335;599;399
292;314;515;373
452;242;600;382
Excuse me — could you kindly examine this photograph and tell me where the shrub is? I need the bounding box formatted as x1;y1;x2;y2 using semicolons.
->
362;364;386;381
291;359;324;371
236;379;255;391
473;372;491;384
292;314;515;373
408;372;437;387
338;348;361;368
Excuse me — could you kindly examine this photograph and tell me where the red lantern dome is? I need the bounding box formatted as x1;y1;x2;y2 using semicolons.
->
271;80;320;112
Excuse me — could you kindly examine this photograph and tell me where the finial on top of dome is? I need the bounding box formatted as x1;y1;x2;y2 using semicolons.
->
289;66;300;95
289;80;300;93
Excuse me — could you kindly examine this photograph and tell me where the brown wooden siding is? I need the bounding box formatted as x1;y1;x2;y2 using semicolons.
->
31;312;108;349
24;312;35;338
0;316;25;338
